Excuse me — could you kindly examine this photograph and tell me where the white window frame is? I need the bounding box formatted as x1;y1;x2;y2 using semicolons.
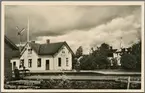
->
66;58;69;66
58;58;61;67
37;58;41;67
28;49;32;54
28;59;32;68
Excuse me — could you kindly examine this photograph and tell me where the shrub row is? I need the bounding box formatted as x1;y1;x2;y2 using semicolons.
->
4;79;141;89
39;80;141;89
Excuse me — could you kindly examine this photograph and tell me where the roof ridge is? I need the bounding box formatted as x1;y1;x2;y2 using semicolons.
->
40;41;65;45
23;41;72;55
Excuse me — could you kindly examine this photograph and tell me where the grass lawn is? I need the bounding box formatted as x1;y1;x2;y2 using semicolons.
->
27;69;141;77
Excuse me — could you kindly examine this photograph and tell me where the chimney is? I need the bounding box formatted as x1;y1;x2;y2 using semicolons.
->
110;46;113;50
46;39;50;44
31;41;35;43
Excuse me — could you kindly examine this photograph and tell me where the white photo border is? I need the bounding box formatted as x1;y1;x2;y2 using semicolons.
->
1;1;144;92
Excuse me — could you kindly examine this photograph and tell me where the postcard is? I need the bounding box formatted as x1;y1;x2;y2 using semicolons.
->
1;1;144;92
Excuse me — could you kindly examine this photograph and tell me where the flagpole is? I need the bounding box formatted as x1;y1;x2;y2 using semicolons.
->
27;16;30;44
120;37;122;49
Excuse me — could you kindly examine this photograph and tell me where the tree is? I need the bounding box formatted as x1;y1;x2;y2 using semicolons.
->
93;43;111;69
119;41;141;71
120;53;137;69
131;41;141;70
72;55;77;69
111;57;119;69
73;46;83;70
99;43;110;56
94;55;110;69
80;55;94;70
80;43;111;70
75;46;83;58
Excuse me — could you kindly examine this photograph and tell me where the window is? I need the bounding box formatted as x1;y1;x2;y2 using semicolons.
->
108;53;113;57
13;62;16;66
28;49;32;54
66;58;69;66
19;59;24;68
58;58;61;67
13;62;16;69
62;51;65;53
37;58;41;67
28;59;32;68
62;47;65;53
62;50;65;53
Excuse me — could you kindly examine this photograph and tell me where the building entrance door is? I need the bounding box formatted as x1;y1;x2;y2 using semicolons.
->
46;60;49;70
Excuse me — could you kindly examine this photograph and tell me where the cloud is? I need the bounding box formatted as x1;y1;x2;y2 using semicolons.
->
5;5;140;39
36;13;141;54
4;5;141;54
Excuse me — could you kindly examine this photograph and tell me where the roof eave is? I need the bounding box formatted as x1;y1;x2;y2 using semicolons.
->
5;35;19;50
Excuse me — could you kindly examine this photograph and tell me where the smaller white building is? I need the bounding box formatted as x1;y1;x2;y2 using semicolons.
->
10;40;74;71
107;48;121;66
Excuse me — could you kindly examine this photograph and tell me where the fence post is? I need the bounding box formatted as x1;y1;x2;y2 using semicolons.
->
127;76;130;89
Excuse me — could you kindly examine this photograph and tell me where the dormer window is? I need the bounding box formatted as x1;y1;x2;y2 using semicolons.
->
62;47;65;53
28;49;32;54
62;50;65;53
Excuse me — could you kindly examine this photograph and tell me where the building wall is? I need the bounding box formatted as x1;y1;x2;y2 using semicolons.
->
53;45;72;70
39;55;54;70
113;53;121;66
20;44;43;71
5;43;12;79
10;58;19;70
4;42;17;79
10;44;72;71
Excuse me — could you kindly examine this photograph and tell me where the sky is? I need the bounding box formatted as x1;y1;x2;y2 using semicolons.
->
5;5;141;54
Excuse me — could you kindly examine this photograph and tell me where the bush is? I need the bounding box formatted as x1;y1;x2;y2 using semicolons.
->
130;83;141;89
5;79;141;89
131;41;141;71
80;54;110;70
111;57;119;69
120;53;137;70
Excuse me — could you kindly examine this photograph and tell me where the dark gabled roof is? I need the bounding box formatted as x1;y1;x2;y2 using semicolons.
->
5;35;19;50
5;35;20;58
27;41;74;55
12;50;20;58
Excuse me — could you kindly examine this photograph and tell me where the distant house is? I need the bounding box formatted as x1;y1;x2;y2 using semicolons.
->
107;48;120;66
10;40;74;71
4;36;20;79
107;47;132;66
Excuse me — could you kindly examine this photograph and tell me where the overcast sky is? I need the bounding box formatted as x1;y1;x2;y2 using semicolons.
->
5;5;141;54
